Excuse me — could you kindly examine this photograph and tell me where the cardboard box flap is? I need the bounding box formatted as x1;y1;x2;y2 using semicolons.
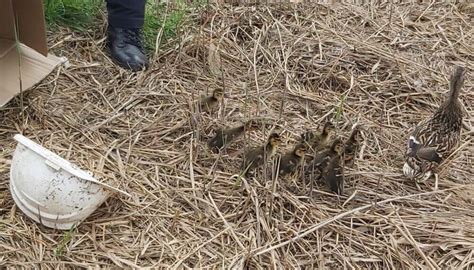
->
0;0;63;109
0;0;15;43
0;0;48;56
13;0;48;56
0;43;62;107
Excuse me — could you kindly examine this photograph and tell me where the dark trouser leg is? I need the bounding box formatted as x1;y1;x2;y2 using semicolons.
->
106;0;146;29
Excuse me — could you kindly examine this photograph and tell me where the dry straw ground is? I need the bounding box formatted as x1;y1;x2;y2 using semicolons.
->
1;1;473;269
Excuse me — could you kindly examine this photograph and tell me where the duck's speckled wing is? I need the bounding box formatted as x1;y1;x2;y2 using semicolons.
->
208;129;224;149
404;116;461;179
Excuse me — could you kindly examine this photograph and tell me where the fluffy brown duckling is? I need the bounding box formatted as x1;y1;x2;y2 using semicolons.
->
208;120;259;151
303;121;336;153
306;138;344;195
199;88;224;113
403;66;466;189
344;124;364;167
241;133;282;177
278;143;307;177
300;130;316;145
321;140;345;195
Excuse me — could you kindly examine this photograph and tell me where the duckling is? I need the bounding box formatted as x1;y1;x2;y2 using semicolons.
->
344;124;364;167
199;88;224;113
300;130;315;143
241;133;282;177
319;121;336;148
306;121;336;152
208;120;259;151
306;138;344;195
299;130;316;147
278;143;307;176
403;66;466;189
321;140;345;195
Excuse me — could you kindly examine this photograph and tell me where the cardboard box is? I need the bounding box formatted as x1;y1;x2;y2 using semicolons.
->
0;0;63;107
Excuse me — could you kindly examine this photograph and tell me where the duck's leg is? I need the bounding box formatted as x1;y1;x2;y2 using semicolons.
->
418;171;432;183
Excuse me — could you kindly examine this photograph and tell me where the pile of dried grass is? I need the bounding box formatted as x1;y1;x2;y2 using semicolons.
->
1;2;473;268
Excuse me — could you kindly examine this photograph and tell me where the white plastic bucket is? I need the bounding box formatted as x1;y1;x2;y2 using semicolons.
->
9;134;127;230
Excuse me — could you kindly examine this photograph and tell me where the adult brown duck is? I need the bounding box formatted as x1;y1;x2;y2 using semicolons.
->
403;66;466;189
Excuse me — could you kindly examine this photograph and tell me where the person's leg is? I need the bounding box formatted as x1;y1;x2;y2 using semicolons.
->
106;0;148;71
107;0;146;29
